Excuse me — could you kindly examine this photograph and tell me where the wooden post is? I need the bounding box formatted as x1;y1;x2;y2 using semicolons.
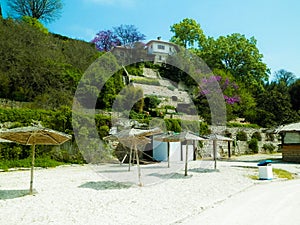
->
128;144;132;171
167;142;170;168
184;141;188;176
121;154;127;165
29;144;35;195
193;140;196;160
213;140;217;170
228;141;231;158
135;143;142;186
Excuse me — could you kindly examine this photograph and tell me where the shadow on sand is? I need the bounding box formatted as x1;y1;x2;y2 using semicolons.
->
188;168;220;173
147;172;192;179
0;189;30;200
78;181;134;190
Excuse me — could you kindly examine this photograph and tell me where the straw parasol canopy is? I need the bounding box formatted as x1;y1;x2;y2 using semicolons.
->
104;127;161;186
154;130;206;175
204;133;233;169
0;126;72;194
0;138;12;143
204;134;233;142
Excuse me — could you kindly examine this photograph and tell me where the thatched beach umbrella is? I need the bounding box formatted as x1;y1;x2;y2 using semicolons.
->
204;134;233;169
104;127;161;186
0;126;72;194
154;131;206;176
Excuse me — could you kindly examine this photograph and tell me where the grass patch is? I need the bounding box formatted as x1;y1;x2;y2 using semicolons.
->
247;174;259;180
273;168;294;180
131;77;160;86
226;122;260;129
0;157;65;171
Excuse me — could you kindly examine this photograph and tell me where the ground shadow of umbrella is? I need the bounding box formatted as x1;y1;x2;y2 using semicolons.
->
0;189;31;200
78;181;134;190
188;168;220;173
0;125;71;195
147;172;192;179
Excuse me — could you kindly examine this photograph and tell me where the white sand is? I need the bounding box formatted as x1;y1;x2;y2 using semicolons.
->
0;155;296;225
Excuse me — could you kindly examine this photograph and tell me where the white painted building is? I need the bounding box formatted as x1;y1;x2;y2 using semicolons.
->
146;37;179;64
152;140;195;162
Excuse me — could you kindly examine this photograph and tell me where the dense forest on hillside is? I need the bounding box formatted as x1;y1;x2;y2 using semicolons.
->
0;17;100;109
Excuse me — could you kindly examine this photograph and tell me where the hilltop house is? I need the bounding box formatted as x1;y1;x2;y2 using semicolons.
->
111;37;179;64
146;37;179;64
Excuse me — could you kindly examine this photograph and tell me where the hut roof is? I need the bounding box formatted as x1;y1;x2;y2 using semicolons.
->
276;122;300;133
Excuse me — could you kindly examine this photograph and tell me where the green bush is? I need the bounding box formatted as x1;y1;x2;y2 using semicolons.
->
125;65;143;76
0;157;64;170
262;143;276;153
248;138;259;153
265;133;275;141
236;131;248;141
165;119;181;132
251;131;262;141
167;86;175;91
226;122;260;129
224;130;232;138
131;77;160;86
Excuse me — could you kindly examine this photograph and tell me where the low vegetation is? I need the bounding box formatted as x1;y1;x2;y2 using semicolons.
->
273;168;294;180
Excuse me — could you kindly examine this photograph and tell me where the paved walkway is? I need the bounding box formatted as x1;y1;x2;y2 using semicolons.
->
178;178;300;225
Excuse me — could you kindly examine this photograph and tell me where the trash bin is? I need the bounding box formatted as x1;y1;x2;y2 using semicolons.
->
257;160;273;180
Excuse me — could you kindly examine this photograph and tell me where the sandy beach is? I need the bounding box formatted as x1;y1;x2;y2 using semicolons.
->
0;154;299;225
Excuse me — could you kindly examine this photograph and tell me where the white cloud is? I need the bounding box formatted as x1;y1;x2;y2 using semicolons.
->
68;26;98;41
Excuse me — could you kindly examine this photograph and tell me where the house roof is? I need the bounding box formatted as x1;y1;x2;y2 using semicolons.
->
146;40;180;50
276;122;300;133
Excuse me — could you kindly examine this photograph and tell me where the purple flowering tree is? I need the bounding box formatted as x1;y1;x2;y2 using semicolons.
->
91;30;121;52
199;75;240;105
113;24;146;48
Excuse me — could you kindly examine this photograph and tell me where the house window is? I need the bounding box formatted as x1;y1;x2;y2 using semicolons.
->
157;45;165;50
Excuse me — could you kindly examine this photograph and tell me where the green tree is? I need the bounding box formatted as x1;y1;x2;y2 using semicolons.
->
170;18;206;48
7;0;63;23
248;81;299;127
199;34;269;90
21;15;48;33
274;69;296;86
289;79;300;111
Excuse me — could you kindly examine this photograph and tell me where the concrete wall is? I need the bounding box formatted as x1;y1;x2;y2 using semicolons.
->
199;127;281;158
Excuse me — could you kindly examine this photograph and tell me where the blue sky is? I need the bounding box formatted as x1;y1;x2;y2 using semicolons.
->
2;0;300;79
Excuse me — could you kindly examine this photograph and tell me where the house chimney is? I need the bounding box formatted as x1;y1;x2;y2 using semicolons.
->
157;36;161;40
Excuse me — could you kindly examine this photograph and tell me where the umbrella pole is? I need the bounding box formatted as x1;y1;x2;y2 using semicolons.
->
135;143;142;186
213;140;217;170
29;144;35;195
128;146;132;171
184;141;188;176
167;142;170;168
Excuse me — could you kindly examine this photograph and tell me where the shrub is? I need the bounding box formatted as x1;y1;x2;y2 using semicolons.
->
248;138;259;153
262;143;276;153
251;131;262;141
131;77;160;86
224;130;232;138
265;133;275;141
236;131;248;141
167;86;175;91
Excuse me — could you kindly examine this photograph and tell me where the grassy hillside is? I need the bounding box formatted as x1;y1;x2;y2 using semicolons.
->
0;17;100;109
